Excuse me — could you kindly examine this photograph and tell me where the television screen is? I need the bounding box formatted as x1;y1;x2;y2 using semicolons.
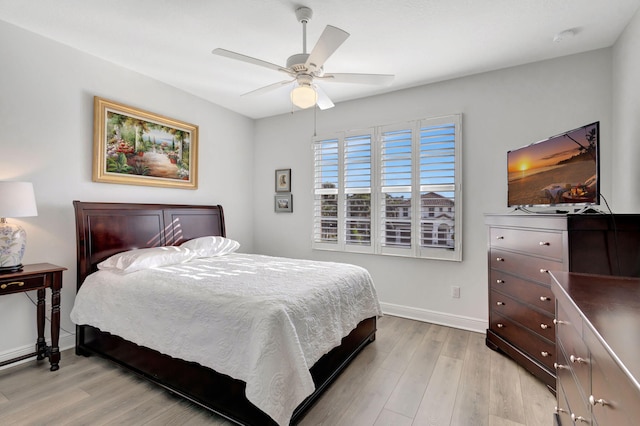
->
507;122;599;207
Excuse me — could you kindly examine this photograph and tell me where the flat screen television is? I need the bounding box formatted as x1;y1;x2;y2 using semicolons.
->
507;122;599;208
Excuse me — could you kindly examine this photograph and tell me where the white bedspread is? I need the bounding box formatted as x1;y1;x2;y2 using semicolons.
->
70;253;382;425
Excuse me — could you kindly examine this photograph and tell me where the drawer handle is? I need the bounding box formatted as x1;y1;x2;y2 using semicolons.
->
496;323;504;328
496;279;505;284
540;296;551;302
496;257;504;262
541;351;550;357
554;406;566;414
571;413;589;423
0;281;25;290
554;362;568;370
540;323;549;330
570;355;587;364
540;268;549;274
539;241;550;246
589;395;608;406
553;319;565;325
496;236;504;240
496;301;505;306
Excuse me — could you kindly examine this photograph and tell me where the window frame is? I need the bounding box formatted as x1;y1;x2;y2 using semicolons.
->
313;114;462;261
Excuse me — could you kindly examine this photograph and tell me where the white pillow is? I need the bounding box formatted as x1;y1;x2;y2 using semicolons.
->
180;236;240;258
97;246;195;274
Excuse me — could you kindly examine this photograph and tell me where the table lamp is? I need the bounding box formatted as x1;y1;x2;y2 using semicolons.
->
0;181;38;273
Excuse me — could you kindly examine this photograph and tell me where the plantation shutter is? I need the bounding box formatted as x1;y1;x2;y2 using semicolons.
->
313;138;339;245
344;134;372;246
380;126;413;251
419;121;456;249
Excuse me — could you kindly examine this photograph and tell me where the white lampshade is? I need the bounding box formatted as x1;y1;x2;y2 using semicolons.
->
0;181;37;273
0;181;38;218
290;85;317;109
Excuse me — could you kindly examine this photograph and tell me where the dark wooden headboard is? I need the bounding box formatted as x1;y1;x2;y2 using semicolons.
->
73;201;225;289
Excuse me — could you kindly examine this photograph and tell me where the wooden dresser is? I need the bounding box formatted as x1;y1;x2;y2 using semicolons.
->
485;213;640;392
551;271;640;426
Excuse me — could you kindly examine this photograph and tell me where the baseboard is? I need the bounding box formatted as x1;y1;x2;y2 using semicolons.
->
380;302;487;333
0;332;75;370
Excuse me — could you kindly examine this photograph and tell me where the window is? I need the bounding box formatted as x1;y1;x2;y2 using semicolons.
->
313;114;462;261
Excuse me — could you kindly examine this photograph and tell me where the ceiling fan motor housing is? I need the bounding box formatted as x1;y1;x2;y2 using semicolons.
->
287;53;313;72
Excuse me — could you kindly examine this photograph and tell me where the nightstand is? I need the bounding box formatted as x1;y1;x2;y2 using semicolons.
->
0;263;66;371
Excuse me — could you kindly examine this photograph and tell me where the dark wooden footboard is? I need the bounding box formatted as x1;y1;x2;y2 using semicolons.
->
77;317;376;425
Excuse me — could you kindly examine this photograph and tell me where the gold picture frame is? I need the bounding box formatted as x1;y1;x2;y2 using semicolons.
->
93;96;198;189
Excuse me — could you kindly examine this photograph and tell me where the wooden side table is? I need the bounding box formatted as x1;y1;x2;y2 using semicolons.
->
0;263;66;371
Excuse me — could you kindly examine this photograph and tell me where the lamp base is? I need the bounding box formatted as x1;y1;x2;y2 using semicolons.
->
0;264;23;274
0;220;28;271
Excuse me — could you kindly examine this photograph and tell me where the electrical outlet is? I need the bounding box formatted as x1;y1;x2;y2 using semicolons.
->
451;286;460;298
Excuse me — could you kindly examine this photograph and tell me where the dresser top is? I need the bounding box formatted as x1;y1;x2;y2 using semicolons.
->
485;212;640;233
550;271;640;392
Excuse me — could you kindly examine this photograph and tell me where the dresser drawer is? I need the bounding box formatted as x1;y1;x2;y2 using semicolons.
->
491;311;555;371
491;289;555;342
491;270;555;314
591;354;637;426
556;303;589;393
587;330;640;426
554;288;583;337
558;347;591;425
490;227;564;260
491;248;564;284
0;274;47;295
555;382;573;425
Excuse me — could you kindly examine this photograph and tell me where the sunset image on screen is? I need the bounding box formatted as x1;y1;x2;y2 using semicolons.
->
507;123;598;207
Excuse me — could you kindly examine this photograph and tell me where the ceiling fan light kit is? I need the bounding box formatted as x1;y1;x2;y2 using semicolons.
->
212;6;394;111
290;73;317;109
291;85;317;109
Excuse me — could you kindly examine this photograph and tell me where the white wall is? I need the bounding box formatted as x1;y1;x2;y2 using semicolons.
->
612;7;640;212
253;50;613;332
0;21;255;363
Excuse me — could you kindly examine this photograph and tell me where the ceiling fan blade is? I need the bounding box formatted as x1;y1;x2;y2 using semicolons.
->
305;25;349;70
241;80;294;97
315;86;335;110
212;48;291;75
320;73;395;85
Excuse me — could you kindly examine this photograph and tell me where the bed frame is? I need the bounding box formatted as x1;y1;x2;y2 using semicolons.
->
73;201;376;425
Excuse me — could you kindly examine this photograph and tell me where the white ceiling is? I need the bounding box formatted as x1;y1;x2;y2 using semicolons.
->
1;0;639;119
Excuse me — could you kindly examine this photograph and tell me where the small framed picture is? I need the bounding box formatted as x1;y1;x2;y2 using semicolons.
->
275;169;291;192
275;193;293;213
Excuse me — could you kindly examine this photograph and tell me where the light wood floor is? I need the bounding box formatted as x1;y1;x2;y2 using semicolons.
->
0;316;555;425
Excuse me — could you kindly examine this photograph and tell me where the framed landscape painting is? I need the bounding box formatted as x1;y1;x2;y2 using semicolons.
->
93;96;198;189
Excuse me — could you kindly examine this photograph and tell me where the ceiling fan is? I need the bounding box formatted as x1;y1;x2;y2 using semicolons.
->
212;6;394;110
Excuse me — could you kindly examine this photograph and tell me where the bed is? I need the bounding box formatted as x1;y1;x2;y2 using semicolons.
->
71;201;380;425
